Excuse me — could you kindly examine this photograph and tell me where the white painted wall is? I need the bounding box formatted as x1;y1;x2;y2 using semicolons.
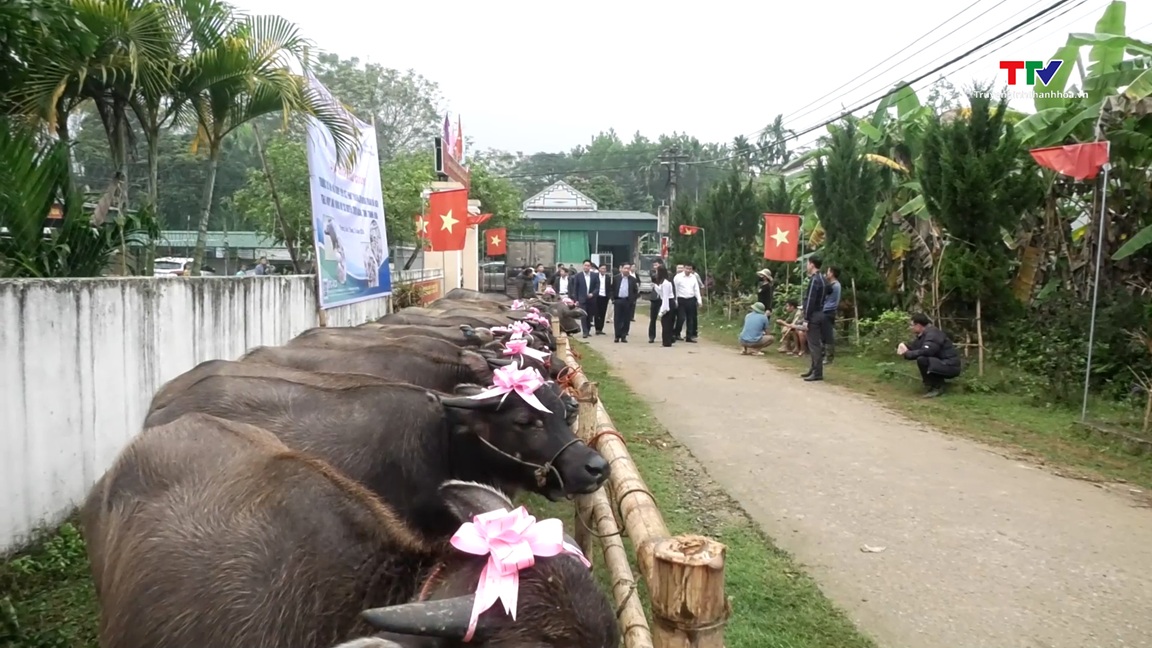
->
0;274;432;553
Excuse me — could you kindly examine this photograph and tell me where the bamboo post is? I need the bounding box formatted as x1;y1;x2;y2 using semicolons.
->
563;344;729;648
976;298;985;377
573;379;599;562
850;278;860;345
571;378;654;648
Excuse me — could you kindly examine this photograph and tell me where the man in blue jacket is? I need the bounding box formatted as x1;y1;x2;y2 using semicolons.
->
822;266;842;365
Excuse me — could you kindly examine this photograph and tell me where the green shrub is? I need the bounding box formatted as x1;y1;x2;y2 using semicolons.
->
856;309;911;358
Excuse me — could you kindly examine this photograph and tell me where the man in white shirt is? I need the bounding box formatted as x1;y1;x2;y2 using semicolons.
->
672;263;703;343
594;263;610;335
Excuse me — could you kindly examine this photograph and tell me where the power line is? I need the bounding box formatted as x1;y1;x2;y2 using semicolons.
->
734;0;1083;156
775;0;1010;129
908;0;1099;95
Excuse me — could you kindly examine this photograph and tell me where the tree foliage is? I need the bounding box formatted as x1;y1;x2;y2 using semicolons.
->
919;93;1043;317
313;52;441;161
810;121;887;312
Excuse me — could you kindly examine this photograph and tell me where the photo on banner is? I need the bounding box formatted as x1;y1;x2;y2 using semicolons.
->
305;72;392;308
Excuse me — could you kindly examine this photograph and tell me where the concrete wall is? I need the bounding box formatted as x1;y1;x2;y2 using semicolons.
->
0;274;421;553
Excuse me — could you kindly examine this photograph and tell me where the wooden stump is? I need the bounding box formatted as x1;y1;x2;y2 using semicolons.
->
649;535;729;648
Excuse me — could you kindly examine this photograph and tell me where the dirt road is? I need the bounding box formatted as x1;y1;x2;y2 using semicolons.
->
585;335;1152;648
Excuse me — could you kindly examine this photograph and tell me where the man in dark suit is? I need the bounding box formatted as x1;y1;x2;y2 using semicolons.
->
550;266;573;298
573;259;600;338
609;263;640;343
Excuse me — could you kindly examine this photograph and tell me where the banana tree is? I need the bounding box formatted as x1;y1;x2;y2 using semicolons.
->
180;11;359;274
0;117;154;277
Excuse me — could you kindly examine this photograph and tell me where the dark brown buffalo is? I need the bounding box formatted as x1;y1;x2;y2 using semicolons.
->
240;342;500;393
148;359;389;412
375;311;510;329
143;375;608;539
83;413;616;648
351;323;496;346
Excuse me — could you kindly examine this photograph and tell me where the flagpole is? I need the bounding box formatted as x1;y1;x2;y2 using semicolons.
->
701;227;709;300
1080;158;1111;421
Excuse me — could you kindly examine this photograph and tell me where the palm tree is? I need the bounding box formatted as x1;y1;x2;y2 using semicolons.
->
179;8;358;274
15;0;175;219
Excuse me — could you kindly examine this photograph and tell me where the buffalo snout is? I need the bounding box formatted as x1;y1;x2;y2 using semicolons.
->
551;443;610;498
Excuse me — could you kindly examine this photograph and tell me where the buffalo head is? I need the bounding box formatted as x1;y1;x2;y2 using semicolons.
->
458;324;495;345
439;370;608;500
356;481;618;647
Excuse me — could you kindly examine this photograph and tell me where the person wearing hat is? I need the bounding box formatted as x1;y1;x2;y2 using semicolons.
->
738;301;775;355
756;269;775;314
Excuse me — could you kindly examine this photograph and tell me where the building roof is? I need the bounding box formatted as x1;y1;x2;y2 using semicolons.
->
522;180;598;211
523;210;657;221
157;230;280;249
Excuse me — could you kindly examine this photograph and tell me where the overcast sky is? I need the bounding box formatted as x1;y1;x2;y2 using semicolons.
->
234;0;1152;154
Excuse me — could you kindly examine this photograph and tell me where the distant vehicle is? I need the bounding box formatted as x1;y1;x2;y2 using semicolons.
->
506;239;556;273
479;261;506;293
636;253;664;295
154;257;215;277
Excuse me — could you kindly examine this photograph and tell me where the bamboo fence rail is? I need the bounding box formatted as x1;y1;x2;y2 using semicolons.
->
553;323;730;648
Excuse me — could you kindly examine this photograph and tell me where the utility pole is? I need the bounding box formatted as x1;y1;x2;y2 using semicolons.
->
657;146;688;240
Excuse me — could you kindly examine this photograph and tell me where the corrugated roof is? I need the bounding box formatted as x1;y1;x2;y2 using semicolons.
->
523;210;657;221
157;230;280;249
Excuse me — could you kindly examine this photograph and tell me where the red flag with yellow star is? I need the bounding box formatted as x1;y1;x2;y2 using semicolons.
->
763;213;800;262
427;189;468;252
485;227;507;256
414;215;433;251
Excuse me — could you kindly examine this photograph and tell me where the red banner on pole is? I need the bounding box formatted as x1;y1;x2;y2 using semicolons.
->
485;228;507;256
427;189;469;252
1029;141;1109;180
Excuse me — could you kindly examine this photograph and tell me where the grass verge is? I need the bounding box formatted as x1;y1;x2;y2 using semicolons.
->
525;344;875;648
0;518;98;648
2;343;873;648
700;311;1152;492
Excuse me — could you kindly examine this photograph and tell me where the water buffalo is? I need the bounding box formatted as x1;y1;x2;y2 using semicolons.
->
375;311;512;329
84;413;616;648
240;342;502;393
143;373;609;539
351;323;496;346
288;327;490;352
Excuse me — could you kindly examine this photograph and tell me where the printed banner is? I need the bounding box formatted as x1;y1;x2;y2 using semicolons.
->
306;73;392;308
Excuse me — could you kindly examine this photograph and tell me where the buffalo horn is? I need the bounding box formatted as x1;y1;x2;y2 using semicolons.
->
487;357;515;367
360;595;487;639
440;395;496;410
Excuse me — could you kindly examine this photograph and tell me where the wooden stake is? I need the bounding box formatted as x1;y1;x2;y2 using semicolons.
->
976;298;985;377
650;536;729;648
850;278;860;345
563;342;728;648
573;379;599;562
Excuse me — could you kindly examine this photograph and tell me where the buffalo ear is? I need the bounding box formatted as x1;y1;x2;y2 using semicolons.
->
439;480;513;521
460;350;495;384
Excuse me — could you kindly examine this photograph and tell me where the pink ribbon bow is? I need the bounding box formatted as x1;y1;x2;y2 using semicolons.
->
528;307;540;314
543;286;556;295
503;338;550;363
492;321;533;337
469;365;551;412
562;297;575;307
510;299;526;310
450;506;590;641
522;312;548;326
